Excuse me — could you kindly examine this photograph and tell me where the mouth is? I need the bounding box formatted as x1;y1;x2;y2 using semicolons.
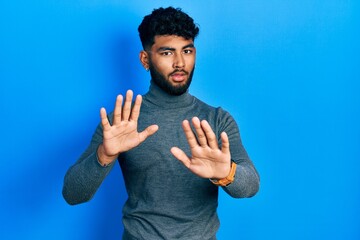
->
170;71;188;82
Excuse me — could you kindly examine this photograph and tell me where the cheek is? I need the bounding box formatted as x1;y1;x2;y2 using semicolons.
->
185;55;195;64
186;58;195;70
154;60;172;75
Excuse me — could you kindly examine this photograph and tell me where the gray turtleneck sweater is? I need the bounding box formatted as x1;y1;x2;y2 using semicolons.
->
63;82;259;240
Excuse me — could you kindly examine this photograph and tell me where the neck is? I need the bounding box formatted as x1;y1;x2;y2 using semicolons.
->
143;80;194;108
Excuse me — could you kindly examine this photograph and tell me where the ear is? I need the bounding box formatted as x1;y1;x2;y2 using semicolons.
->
139;50;149;71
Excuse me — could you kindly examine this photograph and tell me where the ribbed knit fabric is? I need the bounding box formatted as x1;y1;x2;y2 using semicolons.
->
63;81;260;240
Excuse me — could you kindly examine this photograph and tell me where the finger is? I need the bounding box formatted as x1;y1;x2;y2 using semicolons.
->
200;120;219;149
220;131;230;154
170;147;191;168
182;119;199;149
122;90;133;121
191;117;207;147
138;124;159;143
130;95;142;122
113;95;123;125
100;107;111;131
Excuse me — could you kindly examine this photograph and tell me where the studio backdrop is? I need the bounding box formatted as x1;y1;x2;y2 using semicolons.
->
0;1;359;239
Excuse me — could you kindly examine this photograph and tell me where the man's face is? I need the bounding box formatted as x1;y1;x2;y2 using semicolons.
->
146;35;196;95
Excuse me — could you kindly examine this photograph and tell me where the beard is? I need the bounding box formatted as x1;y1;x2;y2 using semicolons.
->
149;63;195;96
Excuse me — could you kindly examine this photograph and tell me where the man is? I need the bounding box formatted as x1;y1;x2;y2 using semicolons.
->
63;7;259;240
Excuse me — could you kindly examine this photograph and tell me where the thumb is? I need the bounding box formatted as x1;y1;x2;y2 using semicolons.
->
170;147;191;168
138;124;159;143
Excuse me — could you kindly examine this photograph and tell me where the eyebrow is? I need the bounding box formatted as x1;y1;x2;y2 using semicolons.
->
156;43;195;52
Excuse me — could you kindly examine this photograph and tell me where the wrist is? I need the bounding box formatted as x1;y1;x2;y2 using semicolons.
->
211;160;233;180
97;144;118;167
210;161;237;186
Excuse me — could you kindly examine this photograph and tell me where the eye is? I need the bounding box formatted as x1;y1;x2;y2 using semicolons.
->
183;49;193;54
160;51;173;56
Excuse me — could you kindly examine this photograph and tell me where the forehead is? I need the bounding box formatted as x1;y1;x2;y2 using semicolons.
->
151;35;194;50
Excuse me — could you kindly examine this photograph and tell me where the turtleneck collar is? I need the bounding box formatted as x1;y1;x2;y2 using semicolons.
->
143;80;195;109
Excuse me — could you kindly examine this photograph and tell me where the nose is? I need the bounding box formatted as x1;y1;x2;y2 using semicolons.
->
173;53;185;69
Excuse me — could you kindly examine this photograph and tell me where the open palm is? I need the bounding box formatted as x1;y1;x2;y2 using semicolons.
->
98;90;158;165
171;117;231;179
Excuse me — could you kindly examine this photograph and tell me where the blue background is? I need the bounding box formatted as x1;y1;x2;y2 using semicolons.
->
1;1;359;239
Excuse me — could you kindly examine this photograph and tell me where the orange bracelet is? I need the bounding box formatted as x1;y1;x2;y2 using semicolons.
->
210;161;237;186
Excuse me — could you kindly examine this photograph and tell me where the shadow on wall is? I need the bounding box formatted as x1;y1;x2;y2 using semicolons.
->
87;26;148;239
104;28;149;96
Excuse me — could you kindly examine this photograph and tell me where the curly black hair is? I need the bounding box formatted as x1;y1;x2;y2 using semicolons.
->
138;7;200;50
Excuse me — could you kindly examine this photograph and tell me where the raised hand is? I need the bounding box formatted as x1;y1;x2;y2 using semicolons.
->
97;90;159;165
170;117;231;179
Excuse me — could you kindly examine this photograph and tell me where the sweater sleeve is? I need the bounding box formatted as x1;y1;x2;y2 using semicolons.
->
216;108;260;198
62;122;116;205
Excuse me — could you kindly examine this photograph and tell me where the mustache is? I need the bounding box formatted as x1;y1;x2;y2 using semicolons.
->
169;70;189;76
